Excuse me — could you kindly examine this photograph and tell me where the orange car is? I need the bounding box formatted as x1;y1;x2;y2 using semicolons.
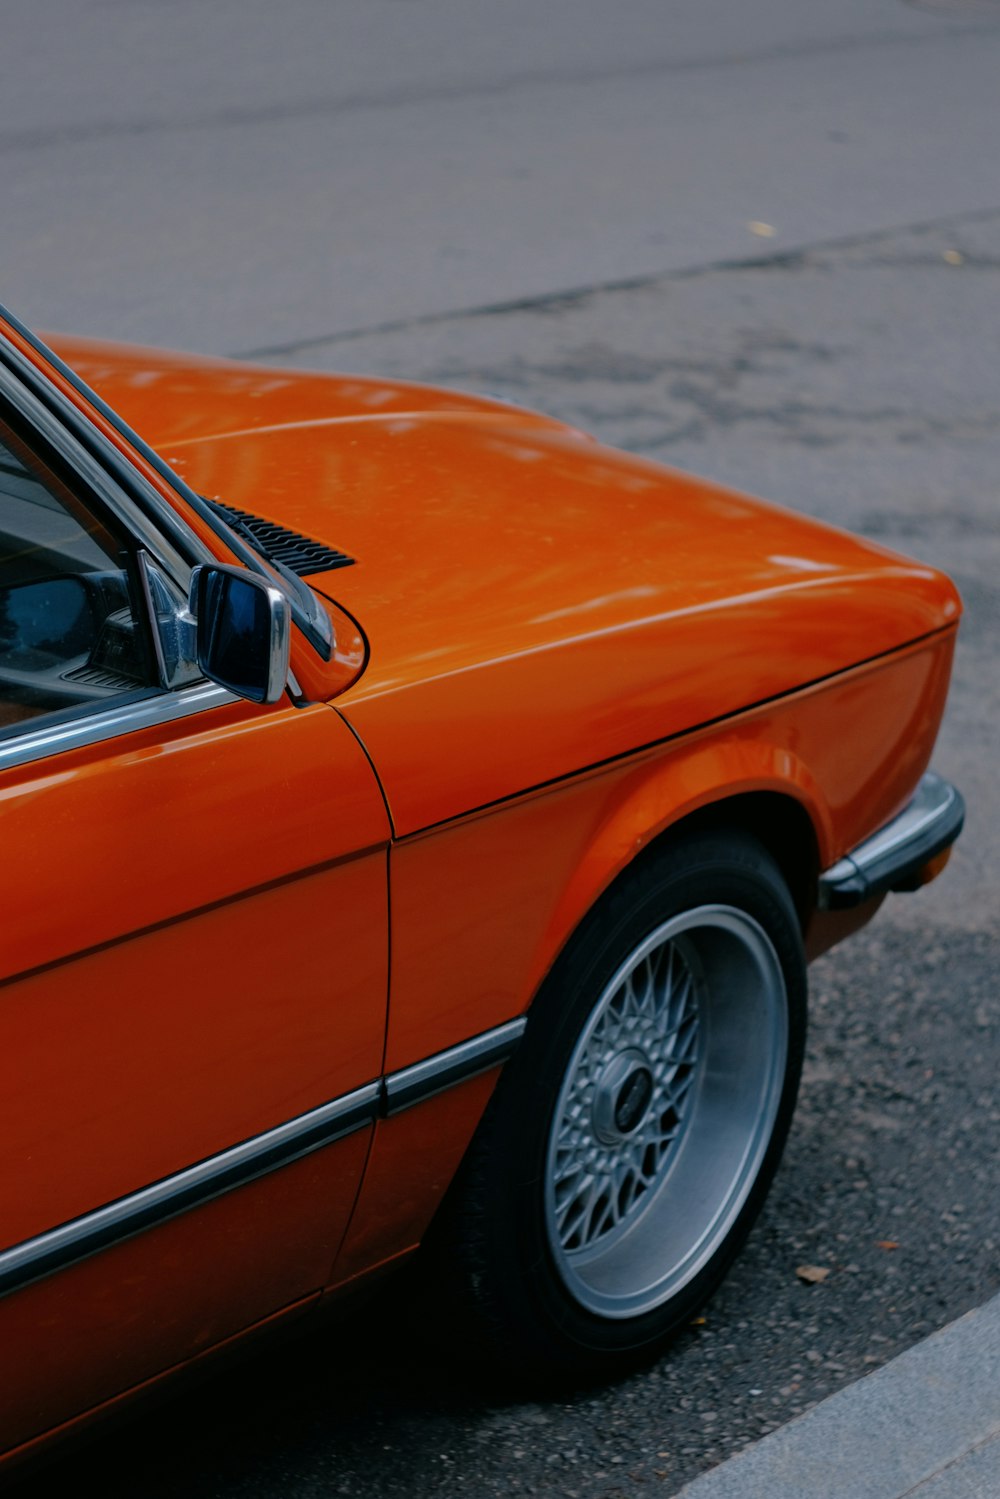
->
0;305;962;1465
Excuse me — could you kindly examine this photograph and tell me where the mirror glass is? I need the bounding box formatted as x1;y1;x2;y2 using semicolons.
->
196;567;288;704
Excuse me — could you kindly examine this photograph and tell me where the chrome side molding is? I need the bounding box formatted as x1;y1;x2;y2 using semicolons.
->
0;1017;527;1300
818;772;965;910
385;1017;527;1115
0;1084;381;1300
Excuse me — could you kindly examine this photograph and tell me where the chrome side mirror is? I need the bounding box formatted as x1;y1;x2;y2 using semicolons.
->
189;564;290;704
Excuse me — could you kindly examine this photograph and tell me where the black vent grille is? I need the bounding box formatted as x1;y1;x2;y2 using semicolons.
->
206;499;355;577
64;664;140;691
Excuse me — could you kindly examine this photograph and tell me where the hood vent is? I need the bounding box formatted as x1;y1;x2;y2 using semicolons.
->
206;499;355;577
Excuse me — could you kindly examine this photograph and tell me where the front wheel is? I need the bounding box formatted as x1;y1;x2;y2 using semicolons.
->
431;830;807;1381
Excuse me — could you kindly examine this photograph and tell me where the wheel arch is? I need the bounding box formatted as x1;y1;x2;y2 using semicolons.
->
535;741;829;1001
640;789;821;929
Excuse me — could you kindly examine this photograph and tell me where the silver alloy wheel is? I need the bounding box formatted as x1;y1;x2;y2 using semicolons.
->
544;905;788;1320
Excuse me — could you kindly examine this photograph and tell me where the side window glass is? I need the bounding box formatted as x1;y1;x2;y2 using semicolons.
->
0;424;158;733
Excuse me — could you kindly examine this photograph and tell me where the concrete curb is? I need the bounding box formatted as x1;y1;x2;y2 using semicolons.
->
676;1291;1000;1498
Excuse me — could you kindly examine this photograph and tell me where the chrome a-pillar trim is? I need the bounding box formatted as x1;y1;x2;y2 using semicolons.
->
0;1017;527;1299
818;772;965;910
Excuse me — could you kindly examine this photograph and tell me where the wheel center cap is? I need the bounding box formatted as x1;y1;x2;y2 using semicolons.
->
593;1048;654;1143
615;1066;654;1134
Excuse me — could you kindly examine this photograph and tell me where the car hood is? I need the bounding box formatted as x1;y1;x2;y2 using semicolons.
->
46;333;565;445
51;337;961;835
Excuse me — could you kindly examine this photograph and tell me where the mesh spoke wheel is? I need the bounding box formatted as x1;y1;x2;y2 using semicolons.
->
544;905;788;1320
430;832;806;1379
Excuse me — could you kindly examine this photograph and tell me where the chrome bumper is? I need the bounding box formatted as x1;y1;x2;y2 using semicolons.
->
818;772;965;911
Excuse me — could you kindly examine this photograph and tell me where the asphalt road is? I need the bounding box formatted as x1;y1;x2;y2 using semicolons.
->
5;0;1000;351
6;3;1000;1495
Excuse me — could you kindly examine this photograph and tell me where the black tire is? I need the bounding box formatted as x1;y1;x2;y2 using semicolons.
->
429;829;807;1383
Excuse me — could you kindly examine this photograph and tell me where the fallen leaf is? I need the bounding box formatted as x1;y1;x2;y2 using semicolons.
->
690;1316;707;1326
942;249;964;265
876;1240;900;1251
795;1264;831;1284
748;220;777;238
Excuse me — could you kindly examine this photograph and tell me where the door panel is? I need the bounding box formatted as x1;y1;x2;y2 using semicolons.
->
0;697;386;975
0;693;390;1437
3;847;387;1242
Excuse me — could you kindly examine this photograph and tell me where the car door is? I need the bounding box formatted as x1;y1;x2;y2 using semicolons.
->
0;381;390;1453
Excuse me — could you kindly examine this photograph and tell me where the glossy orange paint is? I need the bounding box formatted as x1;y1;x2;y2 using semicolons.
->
291;593;369;702
41;333;959;830
0;699;389;1239
382;627;954;1071
44;333;567;446
332;1069;503;1286
0;323;962;1465
133;393;957;834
